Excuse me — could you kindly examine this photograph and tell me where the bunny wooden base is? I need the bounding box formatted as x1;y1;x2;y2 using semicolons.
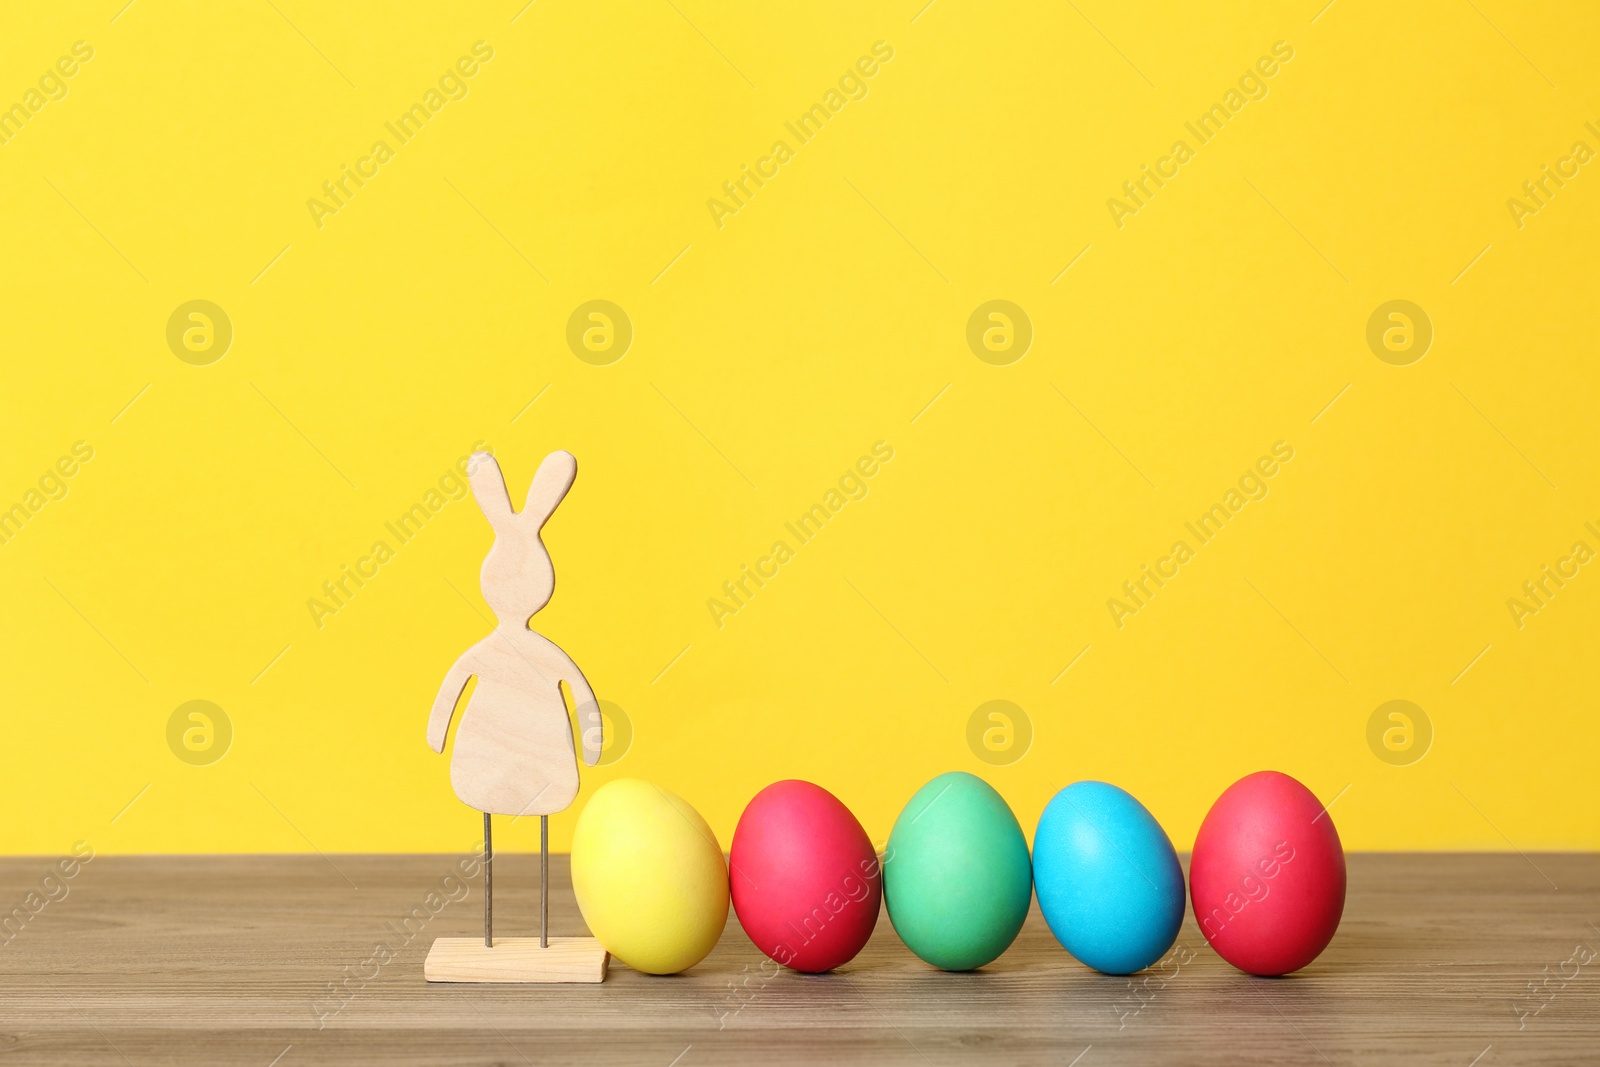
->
424;936;608;983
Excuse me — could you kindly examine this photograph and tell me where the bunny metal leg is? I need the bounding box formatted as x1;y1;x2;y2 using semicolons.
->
540;815;549;948
483;812;493;948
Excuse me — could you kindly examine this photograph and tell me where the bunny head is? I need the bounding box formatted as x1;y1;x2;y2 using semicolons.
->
466;450;577;626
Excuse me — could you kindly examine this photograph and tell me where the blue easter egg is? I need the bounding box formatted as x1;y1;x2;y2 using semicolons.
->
1033;781;1185;974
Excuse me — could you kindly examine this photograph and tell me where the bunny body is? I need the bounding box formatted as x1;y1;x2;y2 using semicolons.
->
427;450;602;817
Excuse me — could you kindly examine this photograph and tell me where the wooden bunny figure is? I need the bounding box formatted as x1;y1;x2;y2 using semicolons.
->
426;449;604;969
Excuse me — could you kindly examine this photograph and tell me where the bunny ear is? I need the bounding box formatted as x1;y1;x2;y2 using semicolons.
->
523;450;577;528
466;452;515;529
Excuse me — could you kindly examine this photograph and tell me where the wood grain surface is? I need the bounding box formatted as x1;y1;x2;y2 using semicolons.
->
1;853;1594;1065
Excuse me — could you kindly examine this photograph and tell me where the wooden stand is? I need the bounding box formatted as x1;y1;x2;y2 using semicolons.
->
424;936;608;983
423;810;607;983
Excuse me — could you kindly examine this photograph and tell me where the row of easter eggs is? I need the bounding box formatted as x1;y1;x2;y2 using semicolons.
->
570;770;1345;978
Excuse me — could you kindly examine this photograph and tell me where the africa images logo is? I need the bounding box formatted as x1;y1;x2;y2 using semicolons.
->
705;42;895;230
305;42;495;230
1105;41;1294;229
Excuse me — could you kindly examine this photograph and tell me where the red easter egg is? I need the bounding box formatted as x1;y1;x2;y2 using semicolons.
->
1190;771;1346;976
730;780;882;972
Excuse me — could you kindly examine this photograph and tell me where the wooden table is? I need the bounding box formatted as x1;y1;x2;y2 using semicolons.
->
2;853;1595;1065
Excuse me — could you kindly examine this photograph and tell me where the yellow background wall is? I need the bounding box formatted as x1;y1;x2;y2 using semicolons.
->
3;1;1596;857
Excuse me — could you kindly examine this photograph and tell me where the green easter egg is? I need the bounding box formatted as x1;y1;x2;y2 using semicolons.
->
884;771;1033;970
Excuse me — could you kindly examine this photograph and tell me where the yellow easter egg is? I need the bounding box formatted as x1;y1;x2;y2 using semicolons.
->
571;778;729;974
